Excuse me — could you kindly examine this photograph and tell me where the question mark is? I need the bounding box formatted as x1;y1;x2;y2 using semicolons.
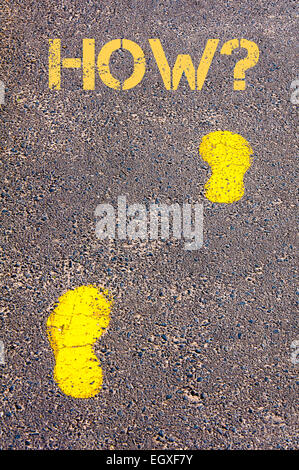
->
220;39;259;90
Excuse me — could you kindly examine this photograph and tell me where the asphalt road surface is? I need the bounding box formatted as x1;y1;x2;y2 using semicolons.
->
0;0;298;450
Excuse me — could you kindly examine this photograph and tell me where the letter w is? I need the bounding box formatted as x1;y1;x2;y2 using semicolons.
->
149;38;219;90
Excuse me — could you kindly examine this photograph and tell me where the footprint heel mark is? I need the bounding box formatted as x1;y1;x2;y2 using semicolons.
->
199;131;253;204
47;285;113;398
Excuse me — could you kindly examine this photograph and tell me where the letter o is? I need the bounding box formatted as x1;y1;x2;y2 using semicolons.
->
97;39;146;90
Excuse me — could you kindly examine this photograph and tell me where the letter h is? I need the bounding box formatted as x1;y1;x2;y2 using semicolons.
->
48;39;95;90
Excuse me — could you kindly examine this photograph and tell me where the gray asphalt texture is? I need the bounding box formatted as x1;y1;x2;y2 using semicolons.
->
0;0;298;450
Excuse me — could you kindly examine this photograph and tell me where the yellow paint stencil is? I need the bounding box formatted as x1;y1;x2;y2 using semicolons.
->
199;131;253;203
47;285;113;398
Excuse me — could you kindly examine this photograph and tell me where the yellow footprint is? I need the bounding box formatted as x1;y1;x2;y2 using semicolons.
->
47;285;113;398
199;131;253;203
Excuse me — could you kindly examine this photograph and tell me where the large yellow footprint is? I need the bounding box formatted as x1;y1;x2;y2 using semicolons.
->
199;131;253;203
47;285;113;398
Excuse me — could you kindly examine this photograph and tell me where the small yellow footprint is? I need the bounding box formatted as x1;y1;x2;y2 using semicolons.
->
47;285;113;398
199;131;253;203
